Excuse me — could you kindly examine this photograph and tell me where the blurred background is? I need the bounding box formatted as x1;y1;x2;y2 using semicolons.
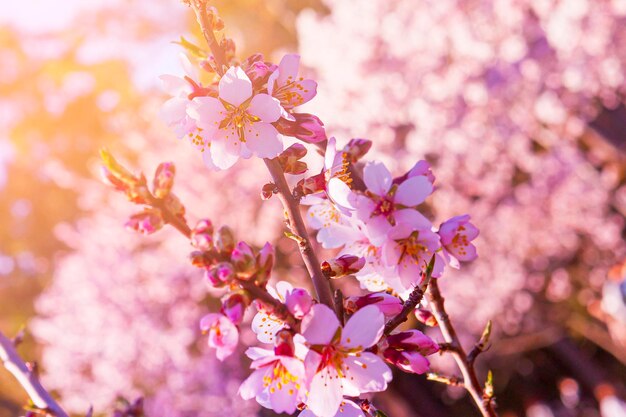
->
0;1;625;416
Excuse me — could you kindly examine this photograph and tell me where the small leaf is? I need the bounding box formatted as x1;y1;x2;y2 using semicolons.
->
174;36;207;59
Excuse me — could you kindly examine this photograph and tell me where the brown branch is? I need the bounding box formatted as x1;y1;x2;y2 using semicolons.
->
188;0;228;74
427;372;465;388
384;256;434;335
427;279;498;417
264;158;335;309
0;331;69;417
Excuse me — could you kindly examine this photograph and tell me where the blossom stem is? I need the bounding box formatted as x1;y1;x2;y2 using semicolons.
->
264;158;336;310
383;256;434;335
150;197;192;238
427;279;498;417
0;331;70;417
188;0;228;75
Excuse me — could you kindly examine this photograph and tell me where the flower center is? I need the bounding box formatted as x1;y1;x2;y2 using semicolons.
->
219;101;260;142
263;362;300;395
397;232;428;265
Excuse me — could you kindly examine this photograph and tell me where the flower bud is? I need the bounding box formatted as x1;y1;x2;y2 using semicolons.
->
343;138;372;163
190;251;215;268
321;255;365;279
191;219;214;251
100;148;150;204
125;209;164;235
274;329;295;357
255;242;274;283
414;308;438;327
221;292;250;325
383;349;431;374
163;193;186;218
214;225;236;254
278;143;308;175
231;241;256;275
206;262;235;287
152;162;175;198
261;183;277;200
275;113;327;144
285;288;313;319
295;173;326;197
385;330;439;356
344;292;402;318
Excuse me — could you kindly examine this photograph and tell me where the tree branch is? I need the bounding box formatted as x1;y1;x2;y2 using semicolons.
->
427;280;498;417
0;331;69;417
188;0;228;74
264;158;336;310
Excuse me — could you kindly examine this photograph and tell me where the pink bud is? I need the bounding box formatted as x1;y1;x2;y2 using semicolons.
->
343;138;372;162
191;219;214;251
285;288;313;319
255;242;274;283
125;209;164;235
221;292;250;325
383;349;430;374
274;329;296;357
414;308;438;327
344;292;403;318
231;241;256;274
386;330;439;356
275;113;327;143
214;226;236;254
206;262;235;287
200;313;239;361
321;255;365;279
295;172;326;196
152;162;175;198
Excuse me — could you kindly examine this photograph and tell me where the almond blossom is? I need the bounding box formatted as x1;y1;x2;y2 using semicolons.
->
299;399;365;417
268;54;317;119
187;66;284;170
199;313;239;361
438;215;480;268
301;304;392;417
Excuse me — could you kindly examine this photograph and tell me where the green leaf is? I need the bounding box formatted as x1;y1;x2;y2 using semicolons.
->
174;36;207;59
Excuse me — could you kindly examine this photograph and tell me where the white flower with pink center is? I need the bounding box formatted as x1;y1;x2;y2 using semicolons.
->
301;304;392;417
381;223;445;291
355;161;433;245
268;54;317;119
187;66;284;170
199;313;239;361
239;346;308;414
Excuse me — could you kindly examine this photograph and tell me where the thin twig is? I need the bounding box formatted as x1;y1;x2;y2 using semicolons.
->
0;331;69;417
384;256;434;335
188;0;228;74
264;158;336;309
427;372;465;388
427;280;498;417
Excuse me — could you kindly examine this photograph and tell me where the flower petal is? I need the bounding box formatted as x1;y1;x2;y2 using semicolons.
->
248;93;282;123
219;66;252;106
363;161;392;196
328;178;355;210
394;176;433;206
187;96;225;132
301;304;340;345
307;367;343;417
208;128;241;170
342;353;392;396
245;123;284;158
238;369;265;400
341;305;384;349
277;54;301;85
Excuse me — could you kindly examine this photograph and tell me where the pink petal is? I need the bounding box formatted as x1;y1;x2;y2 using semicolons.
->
201;149;218;170
187;96;224;132
245;347;273;360
363;161;392;196
337;400;366;417
342;353;392;396
341;305;384;349
248;94;282;123
219;66;252;106
328;178;355;210
301;304;340;345
394;176;433;206
274;281;294;301
397;258;424;289
324;137;338;170
277;54;300;85
245;123;284;158
394;209;432;230
307;368;343;417
381;240;401;266
269;376;301;414
238;369;266;400
397;351;430;374
209;128;241;170
363;215;392;246
159;74;189;96
294;79;317;105
161;97;188;125
317;225;362;249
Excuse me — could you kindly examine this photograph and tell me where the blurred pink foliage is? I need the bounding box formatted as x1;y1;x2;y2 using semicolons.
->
297;0;626;334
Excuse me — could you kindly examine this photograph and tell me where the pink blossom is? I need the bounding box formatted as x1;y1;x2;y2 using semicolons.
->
355;161;432;245
438;215;479;268
344;292;403;319
285;288;314;319
382;330;439;375
187;66;284;169
299;399;365;417
199;313;238;361
268;54;317;118
381;223;444;290
238;345;307;414
301;305;392;417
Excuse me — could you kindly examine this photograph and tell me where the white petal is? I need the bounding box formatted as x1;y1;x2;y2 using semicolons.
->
341;305;384;349
219;66;252;106
245;123;284;158
238;369;265;400
248;94;282;123
328;178;355;210
342;353;392;396
301;304;340;345
307;368;343;417
363;161;392;196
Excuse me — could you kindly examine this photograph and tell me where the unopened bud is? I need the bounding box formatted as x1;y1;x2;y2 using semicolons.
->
255;242;274;283
274;329;295;357
414;308;438;327
343;138;372;163
153;162;176;198
321;255;365;279
125;209;164;235
221;292;250;325
261;183;277;200
385;330;439;356
278;143;308;175
191;219;215;251
344;292;402;318
383;349;431;374
285;288;313;319
295;173;326;196
189;251;216;268
206;262;236;287
231;241;256;275
214;226;236;254
275;113;327;144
